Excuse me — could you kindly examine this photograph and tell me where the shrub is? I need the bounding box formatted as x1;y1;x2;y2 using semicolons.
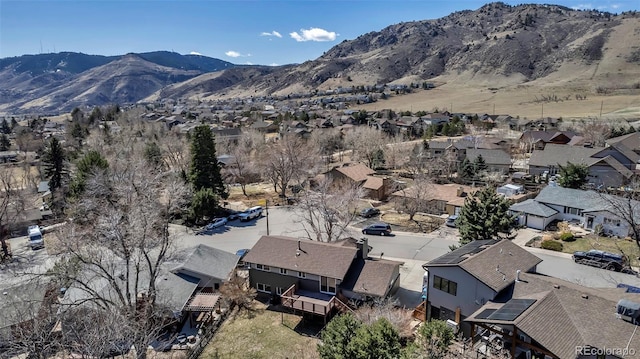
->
541;240;563;251
559;231;575;242
542;234;554;242
526;236;542;247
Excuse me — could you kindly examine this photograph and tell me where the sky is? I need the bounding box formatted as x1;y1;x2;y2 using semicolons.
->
1;0;638;66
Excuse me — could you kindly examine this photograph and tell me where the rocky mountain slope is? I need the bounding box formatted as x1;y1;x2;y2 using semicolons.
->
0;51;235;114
167;2;639;101
2;3;639;114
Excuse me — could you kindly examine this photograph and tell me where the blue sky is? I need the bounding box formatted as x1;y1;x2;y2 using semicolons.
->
1;0;638;65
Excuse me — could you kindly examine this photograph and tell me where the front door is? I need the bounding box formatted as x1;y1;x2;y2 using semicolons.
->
586;216;594;229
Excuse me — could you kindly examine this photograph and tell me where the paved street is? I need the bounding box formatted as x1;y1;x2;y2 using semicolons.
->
173;206;640;308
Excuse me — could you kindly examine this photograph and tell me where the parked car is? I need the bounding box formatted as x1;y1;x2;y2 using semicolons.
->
572;249;627;271
362;222;392;236
205;217;228;230
225;209;241;221
239;206;263;221
445;215;458;228
360;207;380;218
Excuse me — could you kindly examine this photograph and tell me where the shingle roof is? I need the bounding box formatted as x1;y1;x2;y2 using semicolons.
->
466;149;512;165
528;143;601;167
534;186;603;211
243;236;357;279
0;279;50;329
509;199;558;217
362;176;384;190
514;273;640;359
334;164;375;182
341;258;402;298
607;132;640;149
171;244;239;282
459;240;542;292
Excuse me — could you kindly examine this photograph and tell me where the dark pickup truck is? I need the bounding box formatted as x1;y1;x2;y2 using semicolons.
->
572;249;627;272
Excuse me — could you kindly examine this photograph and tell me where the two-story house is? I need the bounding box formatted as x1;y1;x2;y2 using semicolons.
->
422;239;542;337
243;236;401;322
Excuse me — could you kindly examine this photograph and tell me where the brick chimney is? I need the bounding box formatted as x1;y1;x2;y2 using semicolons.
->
456;187;465;197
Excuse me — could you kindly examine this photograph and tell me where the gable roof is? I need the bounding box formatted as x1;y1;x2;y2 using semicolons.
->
473;273;640;359
341;258;402;298
607;132;640;149
243;236;357;279
528;143;601;167
362;176;384;190
509;198;558;217
425;240;542;293
333;163;375;182
171;244;239;282
466;148;512;166
534;186;603;211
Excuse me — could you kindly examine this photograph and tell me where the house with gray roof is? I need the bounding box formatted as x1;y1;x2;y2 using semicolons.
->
528;143;637;187
466;149;512;174
466;272;640;359
243;236;401;320
422;240;541;337
510;185;638;236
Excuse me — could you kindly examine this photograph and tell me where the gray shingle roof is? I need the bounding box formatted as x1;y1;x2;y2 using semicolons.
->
528;143;600;167
534;186;604;211
341;258;402;298
466;148;512;165
243;236;357;279
509;199;558;217
171;244;239;282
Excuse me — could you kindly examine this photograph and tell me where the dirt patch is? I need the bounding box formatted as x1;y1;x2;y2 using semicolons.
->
381;212;444;233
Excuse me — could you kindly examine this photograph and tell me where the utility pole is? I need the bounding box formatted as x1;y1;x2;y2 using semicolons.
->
265;199;270;236
600;100;604;118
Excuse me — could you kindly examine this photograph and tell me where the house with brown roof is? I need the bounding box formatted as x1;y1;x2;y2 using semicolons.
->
243;236;401;321
326;163;390;200
391;183;477;215
466;272;640;358
422;240;542;337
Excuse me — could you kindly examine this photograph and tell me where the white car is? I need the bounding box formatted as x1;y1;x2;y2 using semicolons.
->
238;206;263;221
206;217;228;230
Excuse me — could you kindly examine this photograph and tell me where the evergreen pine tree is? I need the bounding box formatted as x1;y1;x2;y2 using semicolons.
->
42;137;67;192
0;134;10;151
458;158;475;181
473;154;488;173
0;119;10;134
456;186;517;245
189;125;227;198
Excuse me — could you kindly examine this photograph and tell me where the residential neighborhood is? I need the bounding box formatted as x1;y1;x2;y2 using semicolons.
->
2;99;640;359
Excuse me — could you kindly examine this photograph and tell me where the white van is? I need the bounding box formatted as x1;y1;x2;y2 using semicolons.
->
238;206;263;221
28;225;44;249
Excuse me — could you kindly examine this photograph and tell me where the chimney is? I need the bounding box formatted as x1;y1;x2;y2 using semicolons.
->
516;270;521;282
358;237;370;259
457;187;464;197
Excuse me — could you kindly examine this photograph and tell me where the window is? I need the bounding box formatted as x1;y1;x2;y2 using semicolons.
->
256;264;270;271
564;207;582;216
256;283;272;293
297;271;306;278
279;268;287;275
604;218;621;226
433;275;457;296
320;276;337;294
276;287;284;295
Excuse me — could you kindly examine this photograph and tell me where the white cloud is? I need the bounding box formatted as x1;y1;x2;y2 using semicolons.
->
225;51;241;58
571;3;594;10
260;31;282;38
245;61;253;65
289;28;337;42
189;51;202;56
269;63;279;67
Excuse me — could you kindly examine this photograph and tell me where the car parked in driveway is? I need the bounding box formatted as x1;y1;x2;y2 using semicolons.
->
445;215;458;228
205;217;228;230
362;222;392;236
360;207;380;218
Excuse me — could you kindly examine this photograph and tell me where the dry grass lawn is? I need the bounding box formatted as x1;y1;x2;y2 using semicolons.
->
200;301;319;359
381;212;444;233
559;236;640;259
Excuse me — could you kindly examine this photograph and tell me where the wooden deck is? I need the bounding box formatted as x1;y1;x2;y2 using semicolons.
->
280;284;353;317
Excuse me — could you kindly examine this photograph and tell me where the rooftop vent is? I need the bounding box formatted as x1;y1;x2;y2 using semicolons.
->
553;284;560;289
581;294;588;299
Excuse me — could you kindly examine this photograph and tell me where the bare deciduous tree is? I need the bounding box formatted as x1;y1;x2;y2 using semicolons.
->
220;272;256;310
353;298;414;339
598;183;640;249
393;176;436;221
260;135;320;198
51;135;190;359
0;170;26;260
580;120;610;147
344;127;387;169
219;130;264;197
295;178;363;242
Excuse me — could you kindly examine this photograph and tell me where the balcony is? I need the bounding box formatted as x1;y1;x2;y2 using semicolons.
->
280;284;352;319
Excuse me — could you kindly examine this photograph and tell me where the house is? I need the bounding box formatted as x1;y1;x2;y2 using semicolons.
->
528;143;637;187
509;185;637;236
519;130;575;151
171;244;240;290
465;149;512;174
465;272;640;358
422;240;542;337
0;151;18;163
391;184;477;215
326;163;391;201
250;120;278;133
243;236;401;321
